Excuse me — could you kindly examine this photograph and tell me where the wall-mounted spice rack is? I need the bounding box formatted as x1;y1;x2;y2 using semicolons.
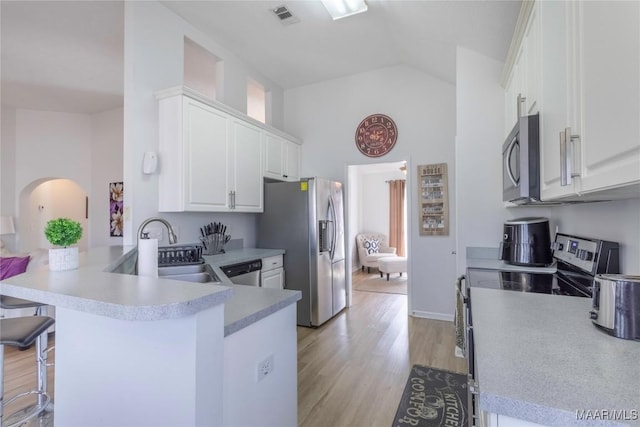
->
418;163;449;236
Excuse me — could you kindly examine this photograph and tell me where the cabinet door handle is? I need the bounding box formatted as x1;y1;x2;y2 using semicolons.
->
560;130;569;186
229;191;236;209
560;127;580;187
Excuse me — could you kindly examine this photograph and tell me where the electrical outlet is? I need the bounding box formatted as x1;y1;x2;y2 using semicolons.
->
257;354;274;382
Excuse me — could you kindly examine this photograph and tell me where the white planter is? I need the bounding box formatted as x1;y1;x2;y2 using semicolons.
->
49;247;79;271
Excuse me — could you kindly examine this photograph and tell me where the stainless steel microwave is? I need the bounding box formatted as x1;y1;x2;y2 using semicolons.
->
502;113;540;204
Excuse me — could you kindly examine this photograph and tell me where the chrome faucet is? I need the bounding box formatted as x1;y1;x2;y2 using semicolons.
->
137;217;178;244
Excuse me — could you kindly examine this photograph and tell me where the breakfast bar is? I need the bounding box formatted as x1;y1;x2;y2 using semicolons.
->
0;246;301;427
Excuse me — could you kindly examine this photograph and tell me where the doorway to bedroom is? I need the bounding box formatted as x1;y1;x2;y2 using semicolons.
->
347;161;409;305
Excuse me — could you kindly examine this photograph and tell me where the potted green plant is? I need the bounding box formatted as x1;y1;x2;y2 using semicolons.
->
45;218;83;271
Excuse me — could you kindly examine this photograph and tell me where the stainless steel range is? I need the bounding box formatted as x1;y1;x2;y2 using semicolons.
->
468;233;620;297
459;233;620;426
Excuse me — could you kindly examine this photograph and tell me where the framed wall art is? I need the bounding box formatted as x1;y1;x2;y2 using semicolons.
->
417;163;449;236
109;182;123;237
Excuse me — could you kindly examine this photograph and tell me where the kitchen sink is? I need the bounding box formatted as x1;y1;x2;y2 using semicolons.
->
158;264;210;276
158;263;220;284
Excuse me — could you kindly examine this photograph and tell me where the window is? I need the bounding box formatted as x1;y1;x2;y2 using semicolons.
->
184;37;219;100
247;78;266;123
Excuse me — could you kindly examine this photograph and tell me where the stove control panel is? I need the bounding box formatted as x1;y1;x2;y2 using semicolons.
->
552;233;620;275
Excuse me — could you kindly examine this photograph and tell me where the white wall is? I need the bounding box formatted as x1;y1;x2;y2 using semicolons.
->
455;47;551;274
123;1;286;246
14;109;92;251
347;166;361;270
360;170;405;235
285;64;456;320
550;199;640;274
15;109;92;198
26;179;88;250
1;107;18;251
91;108;124;247
1;106;124;252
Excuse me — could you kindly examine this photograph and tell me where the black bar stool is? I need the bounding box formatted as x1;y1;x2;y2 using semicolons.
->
1;316;55;427
0;296;46;316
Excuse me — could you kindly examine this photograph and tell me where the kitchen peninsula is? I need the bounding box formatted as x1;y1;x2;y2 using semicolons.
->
0;246;301;427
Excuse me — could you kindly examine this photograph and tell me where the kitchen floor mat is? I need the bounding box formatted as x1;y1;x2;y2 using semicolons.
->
392;365;468;427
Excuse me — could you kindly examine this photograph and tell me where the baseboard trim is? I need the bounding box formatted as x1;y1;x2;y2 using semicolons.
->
410;310;453;322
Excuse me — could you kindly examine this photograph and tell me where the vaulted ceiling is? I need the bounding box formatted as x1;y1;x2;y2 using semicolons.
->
1;0;521;114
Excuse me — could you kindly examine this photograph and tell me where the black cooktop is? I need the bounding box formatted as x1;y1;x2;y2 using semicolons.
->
467;269;591;297
467;233;621;299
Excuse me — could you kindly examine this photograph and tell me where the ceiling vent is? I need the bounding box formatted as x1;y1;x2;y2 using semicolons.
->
271;5;300;25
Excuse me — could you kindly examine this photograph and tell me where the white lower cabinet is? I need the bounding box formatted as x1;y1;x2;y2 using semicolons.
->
482;412;547;427
262;268;284;289
261;255;285;289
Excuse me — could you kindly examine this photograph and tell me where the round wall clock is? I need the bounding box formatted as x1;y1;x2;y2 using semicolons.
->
355;114;398;157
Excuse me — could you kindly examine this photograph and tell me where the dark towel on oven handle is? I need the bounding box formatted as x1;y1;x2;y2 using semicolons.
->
454;275;465;358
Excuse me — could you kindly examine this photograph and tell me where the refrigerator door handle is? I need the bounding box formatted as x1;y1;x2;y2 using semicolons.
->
328;195;338;260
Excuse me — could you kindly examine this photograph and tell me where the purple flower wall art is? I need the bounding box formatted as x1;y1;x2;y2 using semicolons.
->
109;182;124;237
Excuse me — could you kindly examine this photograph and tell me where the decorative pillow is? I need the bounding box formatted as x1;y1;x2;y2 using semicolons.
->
363;239;380;254
0;256;31;280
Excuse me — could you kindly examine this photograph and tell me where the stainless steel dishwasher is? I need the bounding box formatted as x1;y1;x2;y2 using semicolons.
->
221;260;262;286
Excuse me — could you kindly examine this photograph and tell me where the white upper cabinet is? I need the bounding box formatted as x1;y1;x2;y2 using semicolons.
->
539;0;580;200
157;87;303;212
504;4;539;137
263;132;301;182
506;0;640;201
284;141;300;182
159;95;232;212
577;1;640;195
229;119;263;212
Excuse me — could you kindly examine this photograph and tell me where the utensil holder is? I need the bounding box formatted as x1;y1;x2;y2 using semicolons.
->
200;233;230;255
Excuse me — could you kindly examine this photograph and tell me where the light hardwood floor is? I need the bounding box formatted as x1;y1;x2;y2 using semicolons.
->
352;268;407;295
298;273;466;427
1;333;55;420
2;275;464;427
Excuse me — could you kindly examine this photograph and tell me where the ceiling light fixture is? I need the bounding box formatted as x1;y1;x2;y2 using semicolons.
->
320;0;368;20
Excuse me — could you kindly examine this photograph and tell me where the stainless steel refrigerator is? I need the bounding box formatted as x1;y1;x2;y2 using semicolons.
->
258;177;346;327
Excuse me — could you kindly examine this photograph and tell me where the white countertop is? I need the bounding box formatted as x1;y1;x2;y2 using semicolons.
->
0;246;232;321
202;248;301;336
0;246;300;334
471;287;640;426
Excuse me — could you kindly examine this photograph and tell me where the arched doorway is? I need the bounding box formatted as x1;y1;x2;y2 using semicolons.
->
18;178;88;252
